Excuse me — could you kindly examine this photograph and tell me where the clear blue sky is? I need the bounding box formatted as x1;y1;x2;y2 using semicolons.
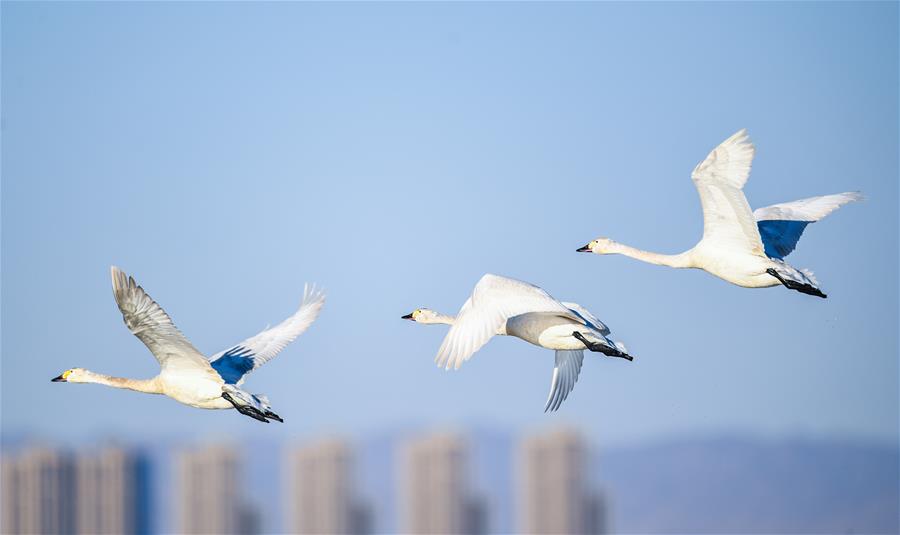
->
2;2;897;446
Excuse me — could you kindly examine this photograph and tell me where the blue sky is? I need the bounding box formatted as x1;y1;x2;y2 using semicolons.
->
2;2;897;446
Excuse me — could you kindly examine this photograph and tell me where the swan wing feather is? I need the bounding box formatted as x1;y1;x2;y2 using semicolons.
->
753;192;862;259
209;284;325;385
753;192;863;222
691;129;766;255
110;266;211;373
544;350;584;412
434;274;576;370
561;301;611;336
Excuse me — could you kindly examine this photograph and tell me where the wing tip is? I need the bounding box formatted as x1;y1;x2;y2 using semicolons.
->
300;283;327;310
729;128;755;152
110;265;132;296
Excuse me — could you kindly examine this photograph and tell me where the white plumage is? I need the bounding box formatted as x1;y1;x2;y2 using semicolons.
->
579;129;861;298
51;267;324;423
403;274;633;412
752;192;863;222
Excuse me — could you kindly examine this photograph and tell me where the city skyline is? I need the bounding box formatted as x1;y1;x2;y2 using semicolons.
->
2;427;896;534
1;446;149;535
2;428;609;535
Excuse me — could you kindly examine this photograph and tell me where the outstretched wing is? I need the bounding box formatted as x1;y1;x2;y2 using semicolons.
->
434;274;578;370
110;266;212;373
691;129;766;255
561;301;610;336
753;192;862;259
544;350;584;412
209;284;325;385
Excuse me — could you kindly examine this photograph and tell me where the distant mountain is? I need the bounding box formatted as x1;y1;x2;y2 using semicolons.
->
597;436;899;534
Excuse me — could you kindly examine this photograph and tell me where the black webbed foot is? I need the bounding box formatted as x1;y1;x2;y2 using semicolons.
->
766;268;827;298
572;332;634;361
264;410;284;423
222;392;270;423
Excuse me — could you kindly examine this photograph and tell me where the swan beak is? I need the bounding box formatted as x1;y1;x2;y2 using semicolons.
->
401;313;414;320
576;244;592;252
51;374;66;382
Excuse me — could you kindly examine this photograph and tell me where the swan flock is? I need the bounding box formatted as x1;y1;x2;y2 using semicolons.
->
54;129;859;418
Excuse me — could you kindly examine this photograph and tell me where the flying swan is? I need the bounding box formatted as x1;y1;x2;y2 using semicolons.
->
51;266;325;423
578;129;861;298
402;273;633;412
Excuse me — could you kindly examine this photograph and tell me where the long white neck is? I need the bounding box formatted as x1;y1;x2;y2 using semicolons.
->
78;371;163;395
608;242;694;269
420;313;456;326
420;313;507;335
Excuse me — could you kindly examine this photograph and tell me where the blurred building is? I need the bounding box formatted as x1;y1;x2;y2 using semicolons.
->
399;432;485;535
176;443;258;535
285;438;369;535
517;429;606;534
1;447;75;535
75;446;150;535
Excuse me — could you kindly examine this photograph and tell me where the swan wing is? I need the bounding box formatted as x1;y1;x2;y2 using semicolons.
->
110;266;211;373
209;284;325;385
434;274;576;370
561;301;610;336
544;350;584;412
753;192;862;259
691;129;766;255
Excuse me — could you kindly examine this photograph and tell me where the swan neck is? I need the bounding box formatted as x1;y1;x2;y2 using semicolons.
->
426;313;456;325
434;314;456;325
422;313;506;335
610;242;693;268
84;372;162;394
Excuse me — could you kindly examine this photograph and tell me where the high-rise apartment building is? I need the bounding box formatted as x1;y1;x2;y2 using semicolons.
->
1;447;75;535
176;444;254;535
400;432;484;535
517;429;606;534
75;446;150;534
285;438;369;534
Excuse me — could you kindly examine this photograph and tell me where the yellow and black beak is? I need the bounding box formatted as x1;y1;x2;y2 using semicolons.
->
51;370;71;382
401;312;414;320
576;243;592;252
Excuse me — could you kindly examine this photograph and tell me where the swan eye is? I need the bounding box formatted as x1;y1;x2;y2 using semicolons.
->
62;369;73;379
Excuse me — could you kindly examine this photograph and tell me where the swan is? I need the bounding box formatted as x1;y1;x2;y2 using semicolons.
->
577;129;861;298
402;273;633;412
51;267;325;423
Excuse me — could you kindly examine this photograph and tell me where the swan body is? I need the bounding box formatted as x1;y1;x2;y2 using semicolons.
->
402;274;632;412
578;129;861;297
52;267;325;423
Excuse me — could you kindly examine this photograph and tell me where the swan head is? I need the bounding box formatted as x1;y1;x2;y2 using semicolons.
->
401;308;440;323
577;238;616;254
51;368;89;383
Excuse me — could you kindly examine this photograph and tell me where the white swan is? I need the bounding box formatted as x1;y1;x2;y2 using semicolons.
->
577;129;861;298
51;267;325;423
402;273;632;412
